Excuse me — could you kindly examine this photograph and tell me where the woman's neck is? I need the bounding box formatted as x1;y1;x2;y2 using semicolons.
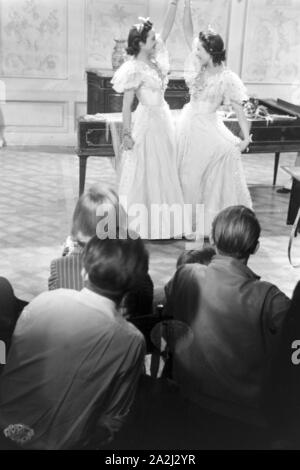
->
136;50;151;63
206;62;223;73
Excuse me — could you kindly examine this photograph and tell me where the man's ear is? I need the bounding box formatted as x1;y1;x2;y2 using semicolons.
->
252;241;260;255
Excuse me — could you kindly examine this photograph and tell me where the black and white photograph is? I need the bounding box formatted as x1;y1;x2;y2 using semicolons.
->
0;0;300;453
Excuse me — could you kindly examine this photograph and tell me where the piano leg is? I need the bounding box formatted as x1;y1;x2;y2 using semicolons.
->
79;155;89;196
273;152;280;186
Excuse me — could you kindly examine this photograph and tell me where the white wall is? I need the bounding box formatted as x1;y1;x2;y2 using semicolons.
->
0;0;299;146
0;0;87;145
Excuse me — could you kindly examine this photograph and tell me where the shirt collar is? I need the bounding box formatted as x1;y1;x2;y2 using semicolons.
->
78;288;118;320
212;254;260;281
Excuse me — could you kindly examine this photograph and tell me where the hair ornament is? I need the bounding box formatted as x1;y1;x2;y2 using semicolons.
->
199;26;225;56
207;24;217;35
134;16;152;33
138;16;150;24
133;22;144;33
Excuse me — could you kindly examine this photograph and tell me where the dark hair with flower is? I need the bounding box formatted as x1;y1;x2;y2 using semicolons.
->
127;17;153;56
199;30;226;65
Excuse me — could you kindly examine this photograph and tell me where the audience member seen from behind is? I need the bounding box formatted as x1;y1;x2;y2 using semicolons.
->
164;247;216;306
48;183;153;317
0;277;28;375
0;233;147;450
266;281;300;448
169;205;291;430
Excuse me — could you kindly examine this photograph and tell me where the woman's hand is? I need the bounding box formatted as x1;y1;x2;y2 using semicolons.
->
123;134;134;151
239;133;252;153
239;139;250;152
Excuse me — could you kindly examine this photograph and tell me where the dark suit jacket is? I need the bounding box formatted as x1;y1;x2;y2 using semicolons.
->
266;281;300;443
0;277;27;374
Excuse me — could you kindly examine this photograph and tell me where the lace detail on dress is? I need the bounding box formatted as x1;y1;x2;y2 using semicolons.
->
138;61;166;91
184;42;248;109
222;70;248;106
190;70;225;104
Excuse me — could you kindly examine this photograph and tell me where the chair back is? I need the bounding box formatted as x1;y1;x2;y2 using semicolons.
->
150;319;193;378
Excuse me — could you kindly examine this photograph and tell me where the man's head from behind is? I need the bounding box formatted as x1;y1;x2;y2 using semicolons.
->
82;233;149;304
71;183;120;246
211;205;260;261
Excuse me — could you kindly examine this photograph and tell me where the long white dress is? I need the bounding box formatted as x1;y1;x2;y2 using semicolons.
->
111;38;185;240
178;62;253;236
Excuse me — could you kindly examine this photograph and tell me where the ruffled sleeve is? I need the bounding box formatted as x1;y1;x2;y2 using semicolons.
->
222;70;248;106
111;59;143;93
154;33;170;77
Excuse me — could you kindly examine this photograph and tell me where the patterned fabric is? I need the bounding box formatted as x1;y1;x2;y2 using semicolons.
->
222;70;248;106
187;68;248;110
48;251;84;292
3;424;34;445
184;37;248;106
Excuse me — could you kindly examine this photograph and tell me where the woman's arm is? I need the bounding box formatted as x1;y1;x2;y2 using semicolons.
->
232;102;251;152
183;0;194;50
160;0;179;43
122;89;135;150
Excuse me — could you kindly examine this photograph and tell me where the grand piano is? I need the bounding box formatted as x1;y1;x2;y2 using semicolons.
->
77;71;300;225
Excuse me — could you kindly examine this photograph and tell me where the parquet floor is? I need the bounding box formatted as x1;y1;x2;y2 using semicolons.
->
0;146;299;301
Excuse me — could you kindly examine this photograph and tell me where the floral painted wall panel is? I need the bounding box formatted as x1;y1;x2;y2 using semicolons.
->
86;0;149;70
242;0;300;84
166;0;231;73
0;0;68;78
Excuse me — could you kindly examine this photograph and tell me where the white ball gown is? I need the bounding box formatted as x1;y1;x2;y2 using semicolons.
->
178;55;253;236
111;37;185;240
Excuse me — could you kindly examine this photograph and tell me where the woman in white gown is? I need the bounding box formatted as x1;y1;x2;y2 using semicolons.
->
111;3;186;240
178;0;252;236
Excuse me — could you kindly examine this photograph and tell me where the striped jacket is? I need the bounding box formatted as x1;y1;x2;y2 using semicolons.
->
48;250;154;317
